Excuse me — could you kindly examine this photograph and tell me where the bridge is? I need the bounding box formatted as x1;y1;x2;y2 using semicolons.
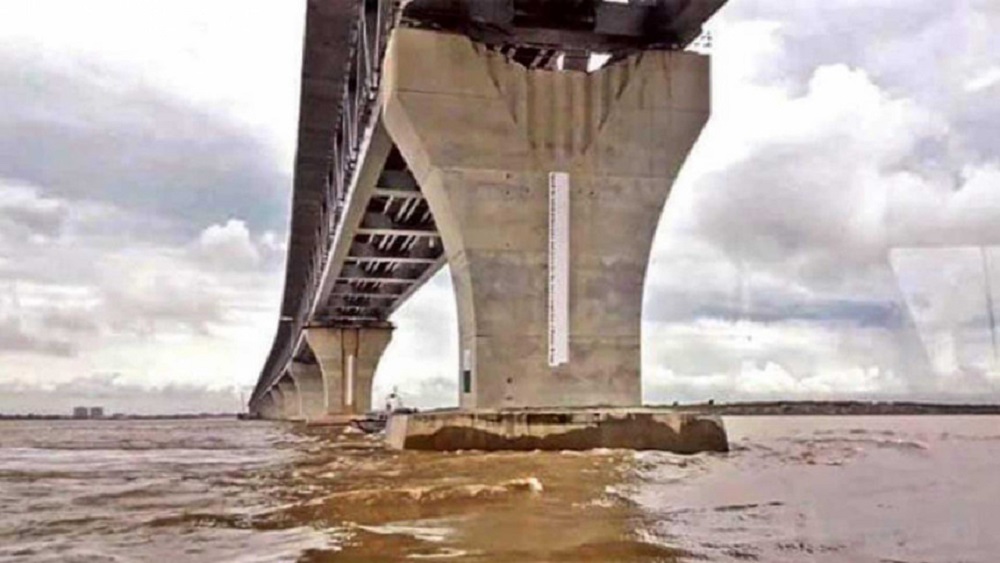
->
248;0;728;449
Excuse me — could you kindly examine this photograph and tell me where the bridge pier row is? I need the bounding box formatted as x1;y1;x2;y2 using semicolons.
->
381;28;727;451
276;378;303;421
305;326;393;419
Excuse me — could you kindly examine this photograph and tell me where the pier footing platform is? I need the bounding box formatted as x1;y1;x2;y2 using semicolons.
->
385;408;728;453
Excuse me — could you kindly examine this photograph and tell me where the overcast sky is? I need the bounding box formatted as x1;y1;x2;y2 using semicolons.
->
1;1;999;414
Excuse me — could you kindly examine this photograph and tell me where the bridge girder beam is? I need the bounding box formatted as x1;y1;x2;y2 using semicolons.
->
400;0;726;52
373;187;424;199
330;282;407;298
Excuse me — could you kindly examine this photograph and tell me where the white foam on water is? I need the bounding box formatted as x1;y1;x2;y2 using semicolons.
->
359;522;455;543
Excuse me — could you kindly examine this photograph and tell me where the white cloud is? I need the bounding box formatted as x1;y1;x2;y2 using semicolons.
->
0;182;282;400
965;66;1000;92
690;62;944;265
196;219;261;269
259;230;286;255
637;7;1000;405
0;0;303;165
0;180;67;241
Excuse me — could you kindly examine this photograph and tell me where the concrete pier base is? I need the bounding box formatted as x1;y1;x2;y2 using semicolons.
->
385;408;728;453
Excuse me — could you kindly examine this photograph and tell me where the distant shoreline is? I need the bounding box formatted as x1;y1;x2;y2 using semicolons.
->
0;414;238;421
672;401;1000;416
4;401;1000;420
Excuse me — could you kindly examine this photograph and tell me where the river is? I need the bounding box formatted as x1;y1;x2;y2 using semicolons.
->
1;416;997;562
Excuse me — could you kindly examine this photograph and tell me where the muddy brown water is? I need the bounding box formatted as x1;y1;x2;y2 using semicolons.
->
1;416;998;562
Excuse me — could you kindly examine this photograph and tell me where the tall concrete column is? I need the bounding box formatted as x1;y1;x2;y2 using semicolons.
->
289;361;326;422
270;386;286;419
383;28;710;409
305;325;393;416
258;391;280;420
276;378;302;420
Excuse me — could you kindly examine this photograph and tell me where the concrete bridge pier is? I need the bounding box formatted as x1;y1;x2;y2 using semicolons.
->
305;325;394;419
383;28;708;409
267;386;286;420
289;362;326;422
381;28;726;451
276;377;303;421
258;391;280;420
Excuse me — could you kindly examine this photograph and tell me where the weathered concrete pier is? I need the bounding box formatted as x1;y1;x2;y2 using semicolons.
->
386;409;728;452
249;0;728;452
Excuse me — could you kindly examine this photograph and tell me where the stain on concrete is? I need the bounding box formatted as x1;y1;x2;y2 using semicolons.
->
391;411;728;453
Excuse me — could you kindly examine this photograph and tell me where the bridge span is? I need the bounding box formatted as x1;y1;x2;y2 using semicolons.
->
249;0;727;445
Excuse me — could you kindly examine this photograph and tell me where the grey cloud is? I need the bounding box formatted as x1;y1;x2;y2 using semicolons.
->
0;201;67;240
718;0;1000;159
953;90;1000;163
643;57;952;367
0;51;291;240
643;309;936;398
0;317;75;357
644;316;934;402
0;232;281;359
693;149;897;278
722;0;945;87
646;274;905;329
0;207;125;287
102;277;226;337
0;373;242;415
0;4;295;408
695;297;902;328
93;260;282;339
41;309;100;335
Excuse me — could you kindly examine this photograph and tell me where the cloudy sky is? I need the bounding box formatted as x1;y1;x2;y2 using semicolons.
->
1;1;998;414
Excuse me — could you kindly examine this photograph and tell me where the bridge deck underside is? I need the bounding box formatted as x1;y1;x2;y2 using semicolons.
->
283;0;358;320
312;147;444;327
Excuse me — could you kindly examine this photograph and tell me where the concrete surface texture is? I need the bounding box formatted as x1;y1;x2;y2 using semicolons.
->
385;408;729;453
258;392;280;420
276;378;302;421
382;28;711;410
267;387;286;421
289;362;326;422
305;326;394;416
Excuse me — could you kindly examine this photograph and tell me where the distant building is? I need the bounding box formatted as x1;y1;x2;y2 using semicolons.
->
89;407;105;419
73;407;89;419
